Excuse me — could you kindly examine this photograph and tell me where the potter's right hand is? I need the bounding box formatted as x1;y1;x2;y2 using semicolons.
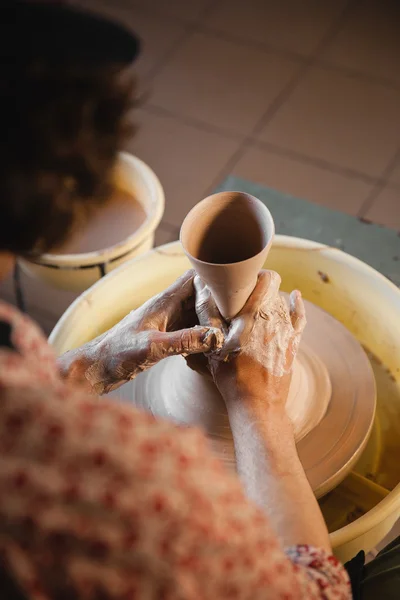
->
194;271;306;414
195;274;332;555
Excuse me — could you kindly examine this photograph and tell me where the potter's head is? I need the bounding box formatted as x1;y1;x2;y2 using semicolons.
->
180;192;275;319
0;2;140;281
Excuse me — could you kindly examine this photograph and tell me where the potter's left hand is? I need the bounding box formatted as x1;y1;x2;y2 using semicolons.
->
59;270;223;394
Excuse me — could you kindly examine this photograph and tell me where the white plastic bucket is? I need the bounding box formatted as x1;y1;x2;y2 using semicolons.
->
20;152;164;292
49;237;400;562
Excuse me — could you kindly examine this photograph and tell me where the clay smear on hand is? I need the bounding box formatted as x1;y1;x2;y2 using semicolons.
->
196;271;306;378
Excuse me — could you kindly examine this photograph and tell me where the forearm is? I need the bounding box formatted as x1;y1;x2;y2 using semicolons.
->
227;399;331;552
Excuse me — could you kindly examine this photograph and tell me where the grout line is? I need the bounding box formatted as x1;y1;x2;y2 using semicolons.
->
110;0;400;93
202;0;359;194
311;0;360;54
387;180;400;192
357;185;384;220
357;146;400;217
143;103;245;142
78;1;192;86
115;0;220;83
202;146;249;197
127;0;400;198
197;25;400;98
251;139;385;186
146;1;220;81
201;66;311;196
127;0;218;27
315;59;400;93
197;0;222;22
89;0;400;94
144;28;194;81
377;147;400;185
249;64;310;137
256;0;359;122
197;25;307;64
143;100;397;192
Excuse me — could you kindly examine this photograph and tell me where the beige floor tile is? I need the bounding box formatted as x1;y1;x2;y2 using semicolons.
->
16;271;78;318
79;0;186;79
30;311;59;338
150;32;299;135
364;186;400;230
154;223;179;246
387;158;400;187
204;0;347;57
0;270;78;336
126;109;240;226
0;276;14;304
259;67;400;178
322;0;400;85
233;145;372;215
131;0;212;22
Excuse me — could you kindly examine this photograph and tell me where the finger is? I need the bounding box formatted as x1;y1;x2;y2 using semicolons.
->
137;270;196;326
243;270;281;313
289;290;306;333
162;269;196;314
212;271;281;360
194;277;224;329
163;269;195;296
216;317;247;361
147;271;195;308
152;326;224;359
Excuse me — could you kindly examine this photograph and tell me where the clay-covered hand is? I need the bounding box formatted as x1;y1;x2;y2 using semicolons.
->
59;270;224;395
194;270;306;413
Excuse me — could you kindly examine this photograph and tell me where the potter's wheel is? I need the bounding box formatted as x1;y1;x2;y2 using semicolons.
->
110;297;376;498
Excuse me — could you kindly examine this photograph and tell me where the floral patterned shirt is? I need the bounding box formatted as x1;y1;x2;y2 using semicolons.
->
0;301;351;599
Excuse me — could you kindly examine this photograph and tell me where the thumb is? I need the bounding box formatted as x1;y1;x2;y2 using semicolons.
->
152;326;224;359
194;276;224;329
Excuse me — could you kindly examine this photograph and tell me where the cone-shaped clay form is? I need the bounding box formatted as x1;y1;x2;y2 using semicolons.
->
180;191;275;319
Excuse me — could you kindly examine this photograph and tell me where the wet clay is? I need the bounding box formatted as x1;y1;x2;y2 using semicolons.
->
180;192;275;320
60;188;147;254
188;196;269;264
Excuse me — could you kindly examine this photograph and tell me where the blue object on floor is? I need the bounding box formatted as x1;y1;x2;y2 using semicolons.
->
216;176;400;287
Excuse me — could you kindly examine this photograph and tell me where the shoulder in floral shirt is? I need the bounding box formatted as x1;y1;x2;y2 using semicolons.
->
0;301;351;599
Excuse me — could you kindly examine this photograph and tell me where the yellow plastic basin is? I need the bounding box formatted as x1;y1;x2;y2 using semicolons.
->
49;236;400;563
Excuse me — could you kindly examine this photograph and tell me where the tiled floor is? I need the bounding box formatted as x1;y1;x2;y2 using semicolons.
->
116;0;400;233
1;0;400;328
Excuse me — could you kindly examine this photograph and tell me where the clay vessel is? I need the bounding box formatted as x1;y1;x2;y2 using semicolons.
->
180;191;275;319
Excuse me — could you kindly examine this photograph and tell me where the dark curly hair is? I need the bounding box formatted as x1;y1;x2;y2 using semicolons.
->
0;58;134;255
